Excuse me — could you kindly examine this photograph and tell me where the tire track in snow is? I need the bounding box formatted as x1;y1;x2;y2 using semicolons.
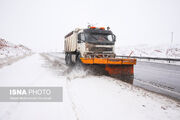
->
65;79;80;120
41;53;92;120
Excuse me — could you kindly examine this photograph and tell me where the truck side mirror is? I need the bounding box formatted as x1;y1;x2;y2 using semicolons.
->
113;34;116;42
78;34;81;43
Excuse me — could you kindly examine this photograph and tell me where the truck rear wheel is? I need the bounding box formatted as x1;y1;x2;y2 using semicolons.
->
65;53;68;65
65;53;74;66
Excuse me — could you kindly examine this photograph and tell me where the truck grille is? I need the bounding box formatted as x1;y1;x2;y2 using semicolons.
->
89;47;113;52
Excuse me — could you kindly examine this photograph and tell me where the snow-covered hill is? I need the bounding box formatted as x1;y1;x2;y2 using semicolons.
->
115;44;180;58
0;38;31;58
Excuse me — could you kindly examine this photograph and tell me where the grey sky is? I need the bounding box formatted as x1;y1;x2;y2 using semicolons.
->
0;0;180;51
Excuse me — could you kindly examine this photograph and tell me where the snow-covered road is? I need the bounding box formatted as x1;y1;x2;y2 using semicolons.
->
0;53;180;120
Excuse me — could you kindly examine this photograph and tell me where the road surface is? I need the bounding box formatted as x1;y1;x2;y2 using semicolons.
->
134;61;180;100
0;53;180;120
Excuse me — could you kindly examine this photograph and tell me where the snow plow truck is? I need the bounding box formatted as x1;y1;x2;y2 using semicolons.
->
64;26;136;80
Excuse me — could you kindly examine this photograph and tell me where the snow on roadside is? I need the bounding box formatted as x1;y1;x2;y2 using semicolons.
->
0;38;31;58
67;75;180;120
0;54;77;120
115;44;180;58
0;38;32;67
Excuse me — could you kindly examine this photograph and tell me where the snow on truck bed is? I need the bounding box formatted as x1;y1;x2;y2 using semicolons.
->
0;53;179;120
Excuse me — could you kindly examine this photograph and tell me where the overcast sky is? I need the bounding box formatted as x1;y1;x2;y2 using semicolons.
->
0;0;180;51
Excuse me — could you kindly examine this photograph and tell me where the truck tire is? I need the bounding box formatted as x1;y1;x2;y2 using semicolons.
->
66;53;74;66
65;53;68;65
76;54;82;65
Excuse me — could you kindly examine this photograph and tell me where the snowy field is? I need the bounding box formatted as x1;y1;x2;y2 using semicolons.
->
116;44;180;58
0;53;180;120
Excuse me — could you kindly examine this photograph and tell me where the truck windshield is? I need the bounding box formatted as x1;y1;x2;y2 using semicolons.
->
85;33;114;43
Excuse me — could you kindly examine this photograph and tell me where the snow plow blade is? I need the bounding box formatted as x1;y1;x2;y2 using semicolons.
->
80;58;136;76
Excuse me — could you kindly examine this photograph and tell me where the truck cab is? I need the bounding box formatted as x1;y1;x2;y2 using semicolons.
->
77;27;116;58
